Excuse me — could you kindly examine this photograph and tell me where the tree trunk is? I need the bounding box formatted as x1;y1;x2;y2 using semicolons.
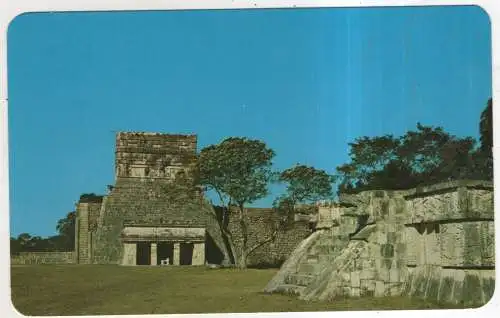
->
237;203;249;269
222;225;238;265
237;250;248;269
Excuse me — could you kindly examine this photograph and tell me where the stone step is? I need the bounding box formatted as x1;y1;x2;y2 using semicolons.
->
304;253;337;263
298;262;322;274
317;254;337;263
273;284;306;296
305;254;319;263
284;274;316;286
311;245;339;254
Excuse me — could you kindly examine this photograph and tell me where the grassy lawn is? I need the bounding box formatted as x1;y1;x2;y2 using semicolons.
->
11;265;462;316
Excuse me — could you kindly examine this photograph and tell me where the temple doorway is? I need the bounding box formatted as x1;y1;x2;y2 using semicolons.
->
157;242;174;265
136;242;151;265
180;243;194;265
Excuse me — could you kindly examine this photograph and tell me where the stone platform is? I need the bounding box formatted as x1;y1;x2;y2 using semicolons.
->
264;180;495;307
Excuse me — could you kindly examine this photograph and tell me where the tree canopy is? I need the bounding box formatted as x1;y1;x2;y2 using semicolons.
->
199;137;276;268
278;165;335;204
480;98;493;153
199;137;275;206
10;211;76;255
337;98;493;193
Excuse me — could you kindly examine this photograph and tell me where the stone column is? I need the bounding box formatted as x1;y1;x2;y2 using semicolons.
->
122;243;137;266
77;203;90;264
173;243;180;265
74;217;80;263
150;243;157;266
192;242;205;265
87;232;93;264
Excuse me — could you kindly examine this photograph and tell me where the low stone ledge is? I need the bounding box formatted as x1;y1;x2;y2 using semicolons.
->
404;180;493;200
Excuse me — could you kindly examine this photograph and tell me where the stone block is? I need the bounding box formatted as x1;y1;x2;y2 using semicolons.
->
408;191;460;223
425;231;441;266
377;267;390;282
437;272;455;304
360;247;370;258
440;221;495;267
467;189;494;218
122;243;136;266
341;287;351;297
462;271;483;306
376;231;387;244
351;287;361;297
452;275;464;305
387;282;402;296
415;239;427;266
387;232;397;243
424;270;441;301
353;259;363;271
385;223;397;233
401;267;415;295
192;242;205;265
341;271;352;284
411;267;431;297
361;258;375;270
173;243;180;265
360;268;376;280
369;243;380;259
360;279;376;292
375;281;385;297
395;243;406;255
389;267;400;283
150;243;157;265
380;244;395;258
480;221;495;265
481;271;496;304
351;271;361;287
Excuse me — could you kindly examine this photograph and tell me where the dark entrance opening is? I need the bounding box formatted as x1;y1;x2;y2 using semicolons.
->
205;233;224;265
180;243;194;265
157;242;174;265
136;242;151;265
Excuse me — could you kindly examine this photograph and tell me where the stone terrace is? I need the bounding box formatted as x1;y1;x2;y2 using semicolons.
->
264;180;495;307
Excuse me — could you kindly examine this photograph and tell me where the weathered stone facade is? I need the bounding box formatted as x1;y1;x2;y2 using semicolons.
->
75;132;309;267
114;132;197;180
264;180;495;307
227;208;312;267
75;202;101;264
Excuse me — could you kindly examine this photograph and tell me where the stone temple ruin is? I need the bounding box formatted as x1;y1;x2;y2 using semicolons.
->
74;132;312;267
264;180;495;306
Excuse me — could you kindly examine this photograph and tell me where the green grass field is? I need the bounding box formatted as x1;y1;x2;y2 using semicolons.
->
11;265;462;316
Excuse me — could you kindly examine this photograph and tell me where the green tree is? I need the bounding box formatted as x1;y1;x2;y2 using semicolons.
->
474;98;493;180
480;98;493;153
337;123;477;193
278;165;335;203
199;137;275;269
10;237;22;255
56;211;76;251
79;193;103;203
17;233;32;245
274;164;335;228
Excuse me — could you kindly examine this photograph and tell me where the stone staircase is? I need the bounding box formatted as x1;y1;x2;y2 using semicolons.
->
271;231;348;296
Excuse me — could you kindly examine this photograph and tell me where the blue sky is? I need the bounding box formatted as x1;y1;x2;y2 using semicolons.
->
7;6;491;237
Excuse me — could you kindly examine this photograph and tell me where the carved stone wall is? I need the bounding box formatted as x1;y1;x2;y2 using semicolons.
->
76;202;102;264
265;180;495;307
227;208;312;267
90;178;226;264
115;132;197;180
